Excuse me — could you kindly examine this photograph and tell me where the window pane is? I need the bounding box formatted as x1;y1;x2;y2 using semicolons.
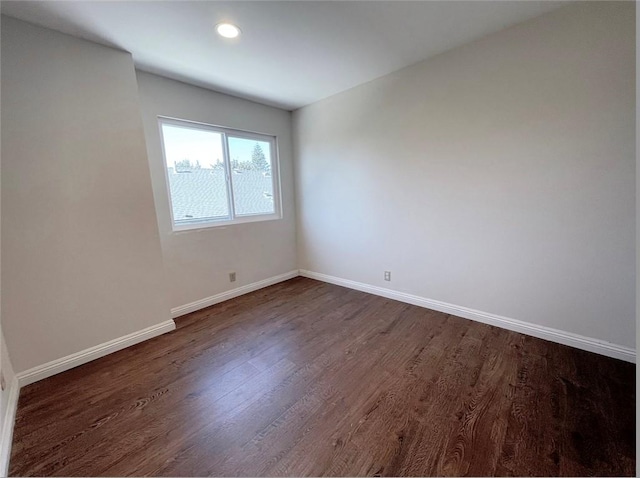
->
228;136;275;216
161;124;230;224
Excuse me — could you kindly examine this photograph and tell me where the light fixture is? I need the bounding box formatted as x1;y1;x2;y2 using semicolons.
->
216;23;241;39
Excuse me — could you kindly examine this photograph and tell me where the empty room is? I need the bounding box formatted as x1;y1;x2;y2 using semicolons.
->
0;0;635;476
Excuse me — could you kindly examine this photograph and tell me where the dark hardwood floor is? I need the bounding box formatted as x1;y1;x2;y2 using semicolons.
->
9;277;636;476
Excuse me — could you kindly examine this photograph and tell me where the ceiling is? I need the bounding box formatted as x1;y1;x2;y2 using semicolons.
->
1;1;567;110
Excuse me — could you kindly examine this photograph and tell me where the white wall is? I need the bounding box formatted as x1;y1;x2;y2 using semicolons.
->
0;17;13;464
136;72;297;311
294;1;635;349
0;335;15;418
0;336;15;413
1;17;171;373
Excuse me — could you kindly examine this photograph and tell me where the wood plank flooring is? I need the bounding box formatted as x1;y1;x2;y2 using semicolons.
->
9;277;636;476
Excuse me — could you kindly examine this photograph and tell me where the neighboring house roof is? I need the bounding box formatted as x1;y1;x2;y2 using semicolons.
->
167;168;274;222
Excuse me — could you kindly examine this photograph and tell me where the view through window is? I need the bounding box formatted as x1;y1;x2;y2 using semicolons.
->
159;118;280;230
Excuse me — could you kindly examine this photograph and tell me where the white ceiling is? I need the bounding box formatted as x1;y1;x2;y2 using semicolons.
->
1;1;567;110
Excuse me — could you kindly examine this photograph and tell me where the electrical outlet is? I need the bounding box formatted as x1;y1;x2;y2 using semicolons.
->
384;271;391;281
229;272;236;283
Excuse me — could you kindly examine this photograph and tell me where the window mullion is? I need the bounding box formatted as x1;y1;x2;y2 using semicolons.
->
221;132;236;220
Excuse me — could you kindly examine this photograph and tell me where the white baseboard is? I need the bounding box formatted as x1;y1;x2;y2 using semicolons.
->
171;270;300;319
299;270;636;363
0;377;19;477
16;320;176;387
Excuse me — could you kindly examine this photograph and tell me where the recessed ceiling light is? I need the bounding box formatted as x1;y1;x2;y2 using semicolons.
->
216;23;241;39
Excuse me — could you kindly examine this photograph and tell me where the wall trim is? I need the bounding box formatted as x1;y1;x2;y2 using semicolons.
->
16;320;176;387
171;270;300;319
299;270;636;363
0;377;19;477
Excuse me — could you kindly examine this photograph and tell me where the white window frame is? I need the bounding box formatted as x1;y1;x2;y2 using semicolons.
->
158;116;282;232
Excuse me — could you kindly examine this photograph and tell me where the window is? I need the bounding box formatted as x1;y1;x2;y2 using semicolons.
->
158;117;281;231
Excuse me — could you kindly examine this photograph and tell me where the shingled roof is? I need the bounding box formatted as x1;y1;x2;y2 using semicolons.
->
167;167;274;223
